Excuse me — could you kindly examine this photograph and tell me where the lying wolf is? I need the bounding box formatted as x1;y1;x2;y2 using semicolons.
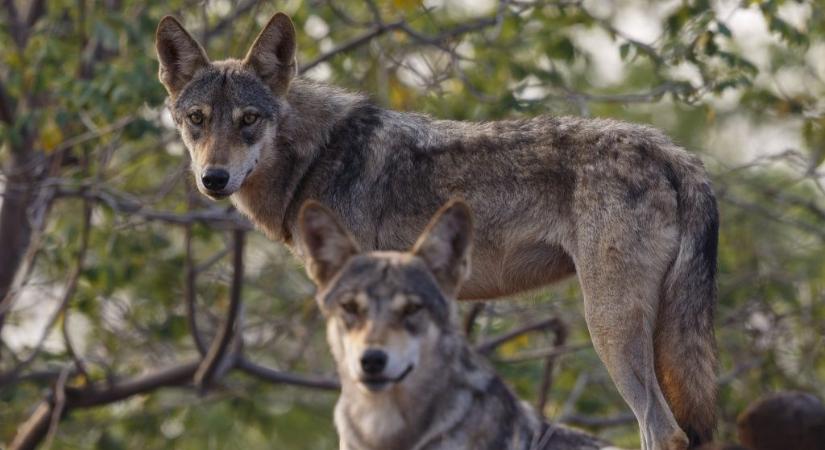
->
299;199;608;450
156;12;719;450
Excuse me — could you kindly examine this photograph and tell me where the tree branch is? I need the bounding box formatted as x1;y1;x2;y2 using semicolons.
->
9;361;200;450
194;230;245;389
24;0;47;27
496;343;590;363
2;0;26;48
476;317;566;355
201;0;261;43
300;20;406;74
0;194;91;388
0;77;14;124
59;198;92;381
53;184;252;230
463;302;485;338
184;224;208;356
301;4;510;75
536;319;567;415
235;357;340;391
560;412;636;428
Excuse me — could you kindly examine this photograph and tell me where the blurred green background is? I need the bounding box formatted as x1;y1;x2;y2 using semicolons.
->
1;0;824;448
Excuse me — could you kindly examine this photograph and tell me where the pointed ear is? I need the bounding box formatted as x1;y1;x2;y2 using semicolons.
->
412;200;474;297
243;12;297;96
299;201;360;287
156;16;209;97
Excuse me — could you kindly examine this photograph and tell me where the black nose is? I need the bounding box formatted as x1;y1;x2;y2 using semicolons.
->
360;349;387;375
201;168;229;191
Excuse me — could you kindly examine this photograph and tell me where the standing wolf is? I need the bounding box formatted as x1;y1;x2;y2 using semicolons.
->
299;199;608;450
156;12;719;450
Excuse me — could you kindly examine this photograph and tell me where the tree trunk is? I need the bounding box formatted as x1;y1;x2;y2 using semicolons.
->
0;148;46;333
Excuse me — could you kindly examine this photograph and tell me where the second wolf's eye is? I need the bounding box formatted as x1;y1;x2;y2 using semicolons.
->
402;303;422;317
188;111;204;125
242;112;259;126
341;301;360;316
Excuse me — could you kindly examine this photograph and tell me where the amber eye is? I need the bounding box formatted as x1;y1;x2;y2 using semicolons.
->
341;301;360;316
241;112;259;126
188;111;204;125
402;302;422;317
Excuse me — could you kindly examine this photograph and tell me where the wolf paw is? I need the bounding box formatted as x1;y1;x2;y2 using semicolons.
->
664;430;689;450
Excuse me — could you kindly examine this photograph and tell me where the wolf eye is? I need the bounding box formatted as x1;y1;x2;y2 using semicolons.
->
341;301;360;316
188;111;204;125
241;112;259;126
402;303;422;317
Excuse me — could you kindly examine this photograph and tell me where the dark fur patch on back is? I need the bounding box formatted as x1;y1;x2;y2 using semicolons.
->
320;102;384;203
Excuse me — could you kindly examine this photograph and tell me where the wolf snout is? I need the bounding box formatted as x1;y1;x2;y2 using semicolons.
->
201;167;230;191
360;349;388;375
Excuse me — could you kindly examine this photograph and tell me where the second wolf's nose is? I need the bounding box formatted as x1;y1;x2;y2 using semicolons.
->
360;349;387;375
202;168;229;191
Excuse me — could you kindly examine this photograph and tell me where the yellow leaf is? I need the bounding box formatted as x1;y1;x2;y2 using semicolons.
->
392;0;422;12
499;333;530;357
389;76;413;110
39;117;63;153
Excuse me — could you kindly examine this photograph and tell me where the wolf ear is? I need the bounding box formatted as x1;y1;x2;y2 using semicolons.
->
413;200;474;298
155;16;210;97
299;201;360;287
244;12;297;96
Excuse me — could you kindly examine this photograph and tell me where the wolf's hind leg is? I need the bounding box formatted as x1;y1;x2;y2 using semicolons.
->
575;234;688;450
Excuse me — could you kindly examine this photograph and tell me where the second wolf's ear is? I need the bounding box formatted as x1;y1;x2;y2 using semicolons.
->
244;12;297;96
156;16;210;97
413;200;474;298
299;201;360;287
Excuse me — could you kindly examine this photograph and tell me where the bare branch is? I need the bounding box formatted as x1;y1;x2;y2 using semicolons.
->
301;20;406;74
201;0;261;43
560;373;590;418
495;343;590;363
9;361;200;450
59;186;93;381
53;184;252;230
364;0;383;25
476;317;566;355
301;5;510;75
194;230;245;389
42;367;69;449
0;77;14;124
9;401;52;450
184;224;208;356
463;302;486;339
25;0;47;27
53;115;135;154
560;412;636;428
235;357;340;391
0;164;55;332
536;319;567;415
2;0;26;48
0;195;91;388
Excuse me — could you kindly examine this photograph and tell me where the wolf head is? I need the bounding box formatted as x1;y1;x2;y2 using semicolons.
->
155;13;296;199
299;200;473;393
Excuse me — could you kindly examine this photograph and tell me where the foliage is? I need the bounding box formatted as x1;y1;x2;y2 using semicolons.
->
1;0;823;448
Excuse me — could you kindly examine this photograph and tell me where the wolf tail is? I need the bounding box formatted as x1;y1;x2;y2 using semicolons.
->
655;155;719;448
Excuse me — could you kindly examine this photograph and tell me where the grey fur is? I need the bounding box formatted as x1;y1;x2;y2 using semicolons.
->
157;13;719;450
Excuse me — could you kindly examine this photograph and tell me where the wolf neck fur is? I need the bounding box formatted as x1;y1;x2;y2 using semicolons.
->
232;78;366;242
